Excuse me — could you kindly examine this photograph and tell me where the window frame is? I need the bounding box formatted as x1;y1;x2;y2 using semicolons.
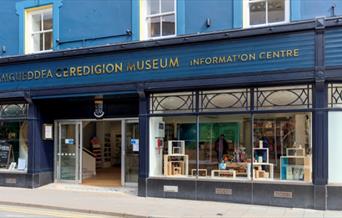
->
243;0;290;29
25;5;53;54
141;0;177;40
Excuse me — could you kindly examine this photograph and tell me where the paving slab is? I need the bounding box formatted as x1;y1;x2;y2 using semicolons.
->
0;184;338;218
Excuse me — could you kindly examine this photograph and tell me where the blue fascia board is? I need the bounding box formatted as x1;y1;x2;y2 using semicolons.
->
16;0;63;54
177;0;185;35
31;90;137;100
291;0;301;21
233;0;243;29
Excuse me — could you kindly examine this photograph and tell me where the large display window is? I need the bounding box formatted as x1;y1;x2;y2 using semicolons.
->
149;116;196;177
198;114;252;180
0;104;29;173
253;113;312;182
149;86;312;183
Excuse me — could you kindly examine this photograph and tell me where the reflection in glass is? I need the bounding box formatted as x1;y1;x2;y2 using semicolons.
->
253;113;312;182
32;14;42;32
268;0;285;23
162;15;175;36
147;0;159;15
43;12;53;30
149;116;196;177
161;0;174;13
250;2;266;25
148;17;161;38
199;115;251;180
45;32;53;50
32;33;42;52
0;121;28;171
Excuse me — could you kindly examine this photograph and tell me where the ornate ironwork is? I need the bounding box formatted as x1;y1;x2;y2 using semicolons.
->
200;89;249;112
329;83;342;108
0;104;28;119
255;85;312;110
150;92;195;114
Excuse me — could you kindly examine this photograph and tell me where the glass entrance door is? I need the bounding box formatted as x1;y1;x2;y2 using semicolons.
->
56;122;82;183
123;120;139;184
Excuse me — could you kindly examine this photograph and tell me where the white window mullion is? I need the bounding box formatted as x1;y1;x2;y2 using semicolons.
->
265;0;269;25
160;16;163;37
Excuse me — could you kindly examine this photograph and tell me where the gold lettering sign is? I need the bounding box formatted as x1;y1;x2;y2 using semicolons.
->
0;48;300;84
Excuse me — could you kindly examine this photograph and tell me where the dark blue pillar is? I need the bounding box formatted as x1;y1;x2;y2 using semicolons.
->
312;17;328;210
138;89;149;196
28;102;54;188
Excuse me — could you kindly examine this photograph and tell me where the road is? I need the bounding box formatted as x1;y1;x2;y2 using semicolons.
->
0;204;117;218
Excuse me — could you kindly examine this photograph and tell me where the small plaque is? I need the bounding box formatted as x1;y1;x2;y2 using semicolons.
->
42;124;53;140
274;191;293;198
215;188;232;195
5;178;16;184
163;185;178;193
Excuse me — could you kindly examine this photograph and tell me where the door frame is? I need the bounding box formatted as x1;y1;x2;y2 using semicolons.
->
54;117;139;186
122;118;139;187
54;120;83;184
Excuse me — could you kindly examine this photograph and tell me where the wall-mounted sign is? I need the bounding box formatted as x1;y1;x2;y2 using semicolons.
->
42;124;53;140
131;139;139;152
0;32;314;92
94;96;104;119
65;138;74;145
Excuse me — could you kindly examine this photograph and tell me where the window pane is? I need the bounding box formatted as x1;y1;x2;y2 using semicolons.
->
44;32;53;50
162;15;175;36
254;85;312;110
150;92;195;114
0;121;29;172
200;89;250;112
329;112;342;183
32;33;43;52
147;0;159;15
149;116;197;178
43;11;53;30
161;0;174;13
32;14;42;32
254;113;312;182
199;114;252;180
268;0;285;23
148;17;161;38
250;1;266;25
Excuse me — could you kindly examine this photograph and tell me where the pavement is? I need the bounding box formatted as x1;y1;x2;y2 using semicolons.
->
0;184;341;218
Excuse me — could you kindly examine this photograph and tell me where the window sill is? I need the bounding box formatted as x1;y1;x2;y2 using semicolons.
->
244;21;290;29
0;169;27;174
148;175;312;185
25;49;54;55
143;34;177;41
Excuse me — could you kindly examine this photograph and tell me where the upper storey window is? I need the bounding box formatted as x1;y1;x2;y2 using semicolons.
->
243;0;289;28
25;6;53;54
141;0;176;40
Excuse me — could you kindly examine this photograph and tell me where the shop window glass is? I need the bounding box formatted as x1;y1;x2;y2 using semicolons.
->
253;112;312;182
0;104;28;118
246;0;288;27
200;89;250;112
254;85;312;110
328;83;342;108
199;114;252;180
0;121;29;172
149;116;196;177
25;6;53;54
328;112;342;183
150;92;196;114
144;0;176;39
